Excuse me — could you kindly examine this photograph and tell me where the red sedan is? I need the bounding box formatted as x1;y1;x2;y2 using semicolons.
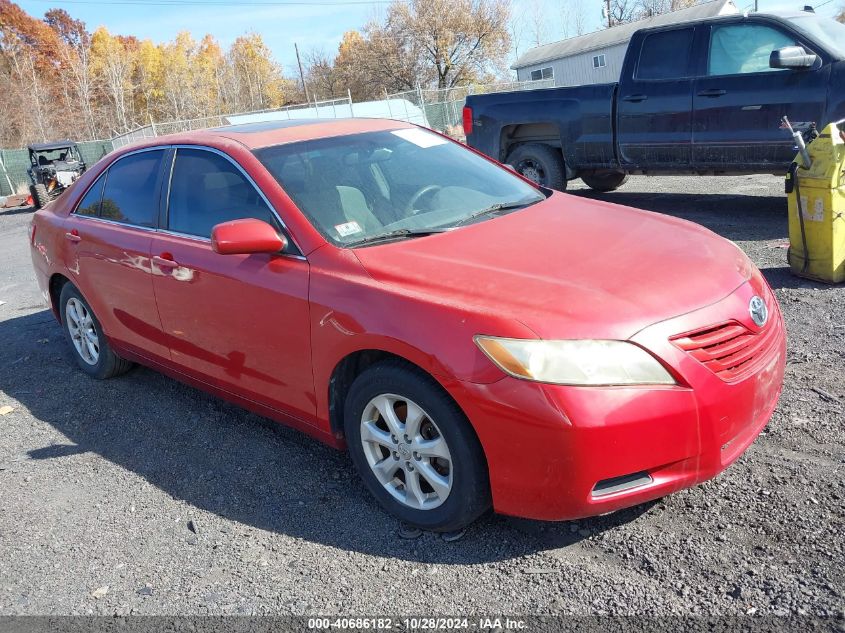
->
29;119;785;531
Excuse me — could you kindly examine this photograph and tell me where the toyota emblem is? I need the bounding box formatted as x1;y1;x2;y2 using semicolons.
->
749;295;768;327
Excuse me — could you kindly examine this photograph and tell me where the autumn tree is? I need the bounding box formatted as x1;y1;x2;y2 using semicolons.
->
0;0;61;143
388;0;511;89
228;33;288;112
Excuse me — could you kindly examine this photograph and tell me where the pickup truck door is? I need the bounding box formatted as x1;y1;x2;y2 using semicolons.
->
616;26;696;169
692;20;829;170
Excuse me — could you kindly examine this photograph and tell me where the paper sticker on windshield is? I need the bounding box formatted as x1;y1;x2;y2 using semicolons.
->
335;221;362;237
391;128;448;148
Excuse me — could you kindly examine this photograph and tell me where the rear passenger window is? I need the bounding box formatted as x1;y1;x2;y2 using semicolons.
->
75;175;105;217
100;150;164;227
636;28;694;80
166;148;278;239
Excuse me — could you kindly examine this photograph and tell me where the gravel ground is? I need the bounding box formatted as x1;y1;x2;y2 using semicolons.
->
0;175;842;619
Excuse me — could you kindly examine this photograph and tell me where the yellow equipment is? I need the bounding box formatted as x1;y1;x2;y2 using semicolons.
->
785;120;845;284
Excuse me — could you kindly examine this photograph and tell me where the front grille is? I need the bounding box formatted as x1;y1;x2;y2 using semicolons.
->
671;319;778;382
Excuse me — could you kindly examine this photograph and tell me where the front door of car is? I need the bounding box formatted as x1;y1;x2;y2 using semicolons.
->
65;148;171;362
692;21;830;170
149;147;315;421
616;26;696;169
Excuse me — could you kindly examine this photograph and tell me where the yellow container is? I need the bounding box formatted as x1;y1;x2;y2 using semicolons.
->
786;121;845;283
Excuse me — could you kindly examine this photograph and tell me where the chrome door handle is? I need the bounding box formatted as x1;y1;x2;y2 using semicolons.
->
622;94;648;103
64;231;81;243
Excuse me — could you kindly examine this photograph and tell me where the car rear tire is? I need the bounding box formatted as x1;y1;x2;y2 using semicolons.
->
59;284;134;379
581;170;629;192
30;184;49;209
507;143;567;191
344;361;491;532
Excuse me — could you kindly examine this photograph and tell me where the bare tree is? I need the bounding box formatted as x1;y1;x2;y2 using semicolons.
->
836;4;844;23
304;49;342;100
527;0;548;47
607;0;639;26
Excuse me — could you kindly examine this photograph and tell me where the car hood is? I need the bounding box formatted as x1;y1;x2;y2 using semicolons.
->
353;193;753;340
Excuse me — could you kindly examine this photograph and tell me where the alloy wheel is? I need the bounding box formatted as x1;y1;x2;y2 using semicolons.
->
359;393;453;510
516;158;546;185
65;298;99;365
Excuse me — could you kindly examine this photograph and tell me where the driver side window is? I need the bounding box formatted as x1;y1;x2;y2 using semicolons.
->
708;24;797;76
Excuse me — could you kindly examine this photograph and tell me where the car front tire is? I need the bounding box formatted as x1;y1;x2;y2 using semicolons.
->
59;283;133;379
344;361;491;532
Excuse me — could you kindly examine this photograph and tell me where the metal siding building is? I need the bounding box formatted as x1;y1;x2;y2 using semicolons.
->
513;0;738;86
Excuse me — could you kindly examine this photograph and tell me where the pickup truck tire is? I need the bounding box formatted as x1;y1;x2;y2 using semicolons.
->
581;171;629;192
506;144;566;191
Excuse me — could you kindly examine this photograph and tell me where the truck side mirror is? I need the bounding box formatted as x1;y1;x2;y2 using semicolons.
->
770;46;817;70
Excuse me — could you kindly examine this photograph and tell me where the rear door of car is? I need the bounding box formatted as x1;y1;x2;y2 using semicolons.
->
616;26;697;169
148;145;315;420
64;148;171;362
692;17;830;170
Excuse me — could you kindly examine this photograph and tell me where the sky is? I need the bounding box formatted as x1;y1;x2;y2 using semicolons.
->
16;0;843;78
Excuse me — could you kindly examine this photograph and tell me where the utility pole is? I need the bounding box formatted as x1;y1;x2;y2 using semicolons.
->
606;0;613;28
294;43;311;104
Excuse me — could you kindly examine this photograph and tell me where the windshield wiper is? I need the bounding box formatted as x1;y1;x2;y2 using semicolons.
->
344;227;452;248
451;198;543;228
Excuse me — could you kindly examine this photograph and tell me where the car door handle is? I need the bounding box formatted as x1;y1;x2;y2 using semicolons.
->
697;89;727;97
152;254;179;269
622;94;648;103
64;230;81;243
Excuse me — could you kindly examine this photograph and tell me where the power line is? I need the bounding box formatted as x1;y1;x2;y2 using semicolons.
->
22;0;397;5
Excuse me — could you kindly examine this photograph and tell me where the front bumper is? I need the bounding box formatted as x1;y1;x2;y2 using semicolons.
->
446;276;786;521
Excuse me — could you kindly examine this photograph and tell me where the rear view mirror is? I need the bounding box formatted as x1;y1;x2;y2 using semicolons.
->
211;218;287;255
770;46;817;70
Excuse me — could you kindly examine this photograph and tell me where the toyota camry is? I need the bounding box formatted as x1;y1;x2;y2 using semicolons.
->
29;119;785;531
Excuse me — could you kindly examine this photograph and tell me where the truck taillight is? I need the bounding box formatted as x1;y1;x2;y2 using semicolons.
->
462;106;473;137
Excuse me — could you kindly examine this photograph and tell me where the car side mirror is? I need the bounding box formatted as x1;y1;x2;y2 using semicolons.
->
770;46;817;70
211;218;287;255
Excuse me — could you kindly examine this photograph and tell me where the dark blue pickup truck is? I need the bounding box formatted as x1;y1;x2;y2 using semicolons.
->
464;11;845;191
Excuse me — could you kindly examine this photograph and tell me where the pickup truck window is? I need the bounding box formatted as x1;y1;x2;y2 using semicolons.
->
786;15;845;57
636;28;694;80
708;24;796;76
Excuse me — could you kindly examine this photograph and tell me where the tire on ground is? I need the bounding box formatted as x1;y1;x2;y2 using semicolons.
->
59;283;134;380
506;143;567;191
30;184;49;209
343;360;491;532
581;170;629;192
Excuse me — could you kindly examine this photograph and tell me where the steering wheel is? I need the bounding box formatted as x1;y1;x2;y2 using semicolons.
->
404;184;443;215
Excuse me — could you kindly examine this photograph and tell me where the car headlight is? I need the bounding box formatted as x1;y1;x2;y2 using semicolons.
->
474;336;676;386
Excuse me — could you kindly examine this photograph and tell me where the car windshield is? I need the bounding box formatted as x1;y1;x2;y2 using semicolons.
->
785;14;845;57
254;128;545;246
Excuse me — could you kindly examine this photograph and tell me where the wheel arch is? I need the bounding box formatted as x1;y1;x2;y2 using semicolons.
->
326;349;483;457
48;273;72;321
500;122;563;160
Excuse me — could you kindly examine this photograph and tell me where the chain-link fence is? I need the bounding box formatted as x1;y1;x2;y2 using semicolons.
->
386;79;556;137
112;97;354;150
2;79;554;197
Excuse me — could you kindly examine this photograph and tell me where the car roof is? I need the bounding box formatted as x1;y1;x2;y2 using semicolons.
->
133;117;416;151
29;140;79;151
